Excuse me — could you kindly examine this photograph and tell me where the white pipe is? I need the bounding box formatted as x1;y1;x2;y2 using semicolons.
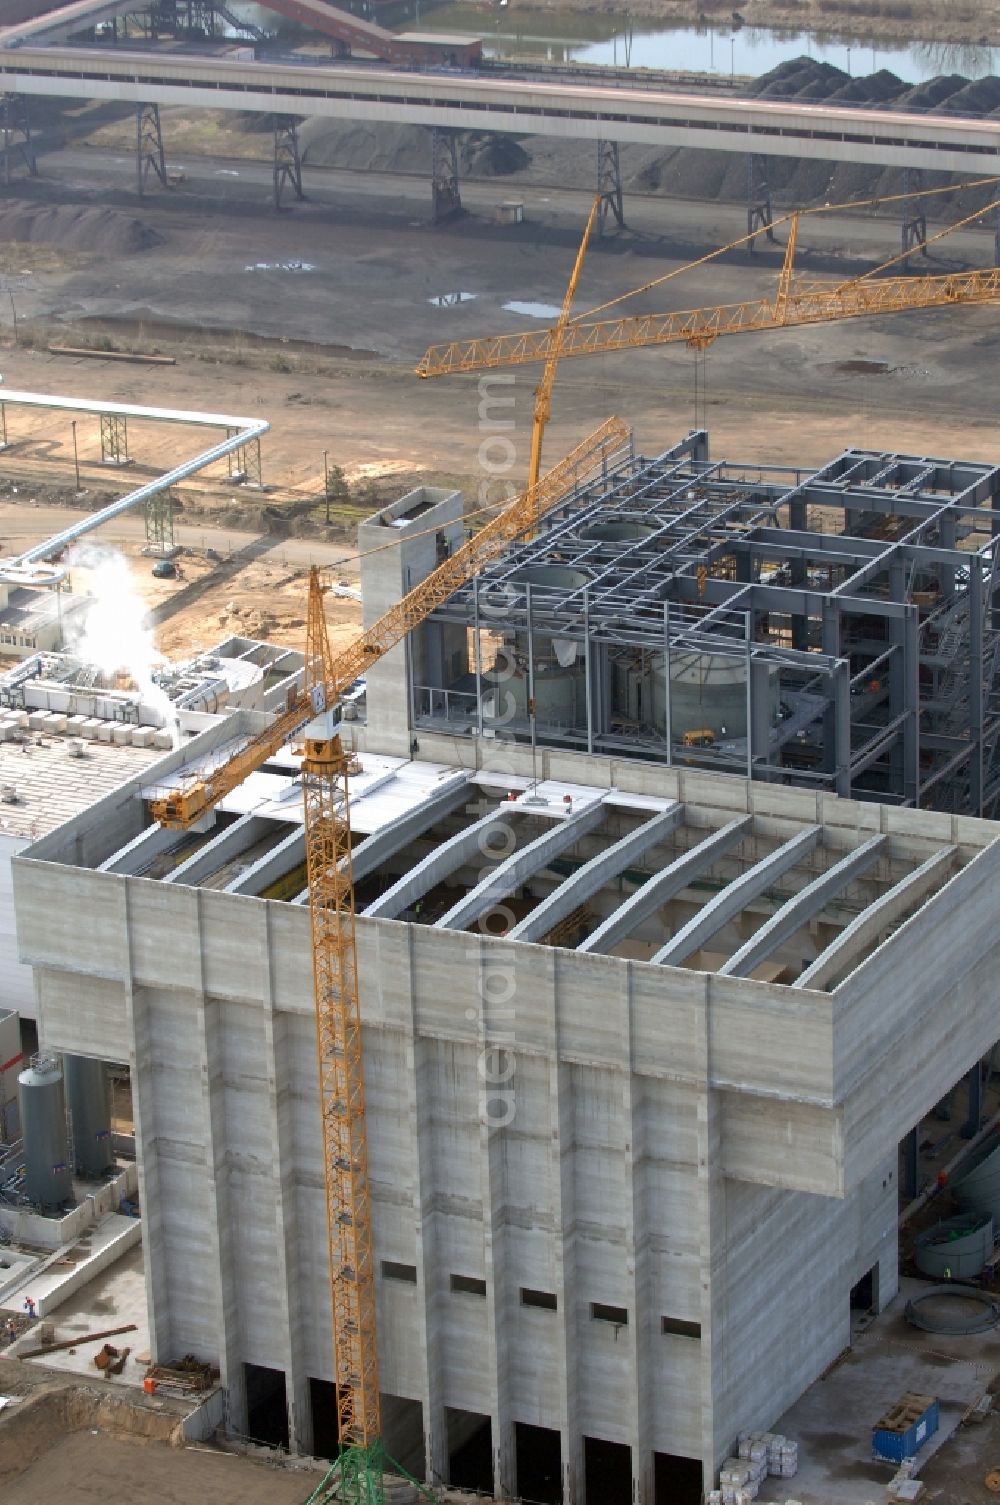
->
0;389;269;584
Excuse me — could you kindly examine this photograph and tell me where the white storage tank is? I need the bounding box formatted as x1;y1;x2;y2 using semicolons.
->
18;1057;73;1210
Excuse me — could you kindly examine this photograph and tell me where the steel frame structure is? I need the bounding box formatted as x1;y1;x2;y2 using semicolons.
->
415;430;1000;817
2;92;36;184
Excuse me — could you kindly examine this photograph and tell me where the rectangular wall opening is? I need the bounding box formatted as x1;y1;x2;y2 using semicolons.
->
851;1262;879;1314
515;1420;562;1504
309;1377;340;1461
584;1436;631;1505
521;1287;558;1311
382;1260;418;1283
446;1406;493;1493
654;1450;703;1505
244;1361;289;1450
591;1302;628;1326
450;1273;487;1296
661;1316;701;1339
382;1393;426;1481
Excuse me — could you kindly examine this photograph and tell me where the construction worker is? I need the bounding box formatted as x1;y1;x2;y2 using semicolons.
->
22;1296;36;1319
4;1318;16;1345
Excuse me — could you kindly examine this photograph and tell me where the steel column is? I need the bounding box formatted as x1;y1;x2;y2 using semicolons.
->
430;127;462;222
2;94;37;185
145;489;175;551
227;429;262;487
746;153;775;253
100;413;130;466
136;101;167;196
273;114;305;210
597;139;625;235
900;166;928;265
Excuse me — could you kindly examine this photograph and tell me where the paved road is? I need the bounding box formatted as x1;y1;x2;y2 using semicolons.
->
0;498;358;570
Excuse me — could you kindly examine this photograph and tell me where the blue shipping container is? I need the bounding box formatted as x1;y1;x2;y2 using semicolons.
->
872;1395;940;1463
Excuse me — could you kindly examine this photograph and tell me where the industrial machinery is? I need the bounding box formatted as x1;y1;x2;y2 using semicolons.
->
146;417;629;1504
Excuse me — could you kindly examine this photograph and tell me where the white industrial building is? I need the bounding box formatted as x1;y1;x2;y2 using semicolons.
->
4;468;1000;1503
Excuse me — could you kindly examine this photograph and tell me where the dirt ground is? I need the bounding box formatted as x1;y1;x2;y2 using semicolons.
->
0;1364;320;1505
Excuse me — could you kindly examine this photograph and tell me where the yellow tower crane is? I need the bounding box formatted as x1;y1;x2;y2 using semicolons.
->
414;192;1000;446
146;416;630;1505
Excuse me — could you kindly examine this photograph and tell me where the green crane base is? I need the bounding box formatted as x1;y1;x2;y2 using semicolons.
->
304;1440;437;1505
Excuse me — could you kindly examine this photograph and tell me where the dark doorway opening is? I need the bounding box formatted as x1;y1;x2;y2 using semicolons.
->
383;1393;426;1481
244;1361;289;1449
851;1262;879;1313
584;1436;631;1505
515;1420;562;1504
446;1406;493;1493
654;1449;703;1505
309;1377;339;1460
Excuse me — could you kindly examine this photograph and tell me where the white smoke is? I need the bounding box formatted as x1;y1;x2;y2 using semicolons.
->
64;543;179;745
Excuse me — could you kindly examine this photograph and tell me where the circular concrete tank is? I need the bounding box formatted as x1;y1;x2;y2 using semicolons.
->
484;661;585;729
511;565;591;593
18;1059;72;1210
953;1132;1000;1222
649;652;778;742
63;1055;114;1178
914;1212;994;1280
580;518;658;544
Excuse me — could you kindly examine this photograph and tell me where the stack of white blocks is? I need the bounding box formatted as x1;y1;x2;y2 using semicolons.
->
739;1430;799;1480
2;707;170;749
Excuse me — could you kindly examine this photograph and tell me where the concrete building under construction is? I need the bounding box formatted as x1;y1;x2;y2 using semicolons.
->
7;431;1000;1503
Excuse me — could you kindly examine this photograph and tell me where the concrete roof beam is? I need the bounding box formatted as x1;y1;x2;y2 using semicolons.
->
578;816;752;956
794;846;958;991
362;803;526;920
434;800;608;932
507;802;685;944
651;824;822;968
718;834;887;978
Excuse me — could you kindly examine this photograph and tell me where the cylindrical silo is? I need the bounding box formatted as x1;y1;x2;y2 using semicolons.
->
914;1211;993;1280
953;1132;1000;1223
63;1054;114;1178
18;1058;73;1210
579;518;658;545
651;651;779;743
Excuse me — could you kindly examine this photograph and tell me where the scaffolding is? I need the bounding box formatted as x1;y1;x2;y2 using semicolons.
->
414;431;1000;817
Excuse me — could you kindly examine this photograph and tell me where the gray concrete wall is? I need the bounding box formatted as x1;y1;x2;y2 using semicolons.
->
13;735;1000;1499
358;488;465;756
0;833;33;1019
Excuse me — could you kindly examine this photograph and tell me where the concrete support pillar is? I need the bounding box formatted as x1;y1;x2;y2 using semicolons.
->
404;924;445;1486
260;904;312;1454
121;884;172;1367
962;1061;983;1139
624;965;651;1505
547;965;578;1505
476;940;512;1496
901;1126;919;1201
194;890;245;1436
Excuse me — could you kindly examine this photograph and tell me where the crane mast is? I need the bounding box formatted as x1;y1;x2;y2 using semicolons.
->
146;418;632;1505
